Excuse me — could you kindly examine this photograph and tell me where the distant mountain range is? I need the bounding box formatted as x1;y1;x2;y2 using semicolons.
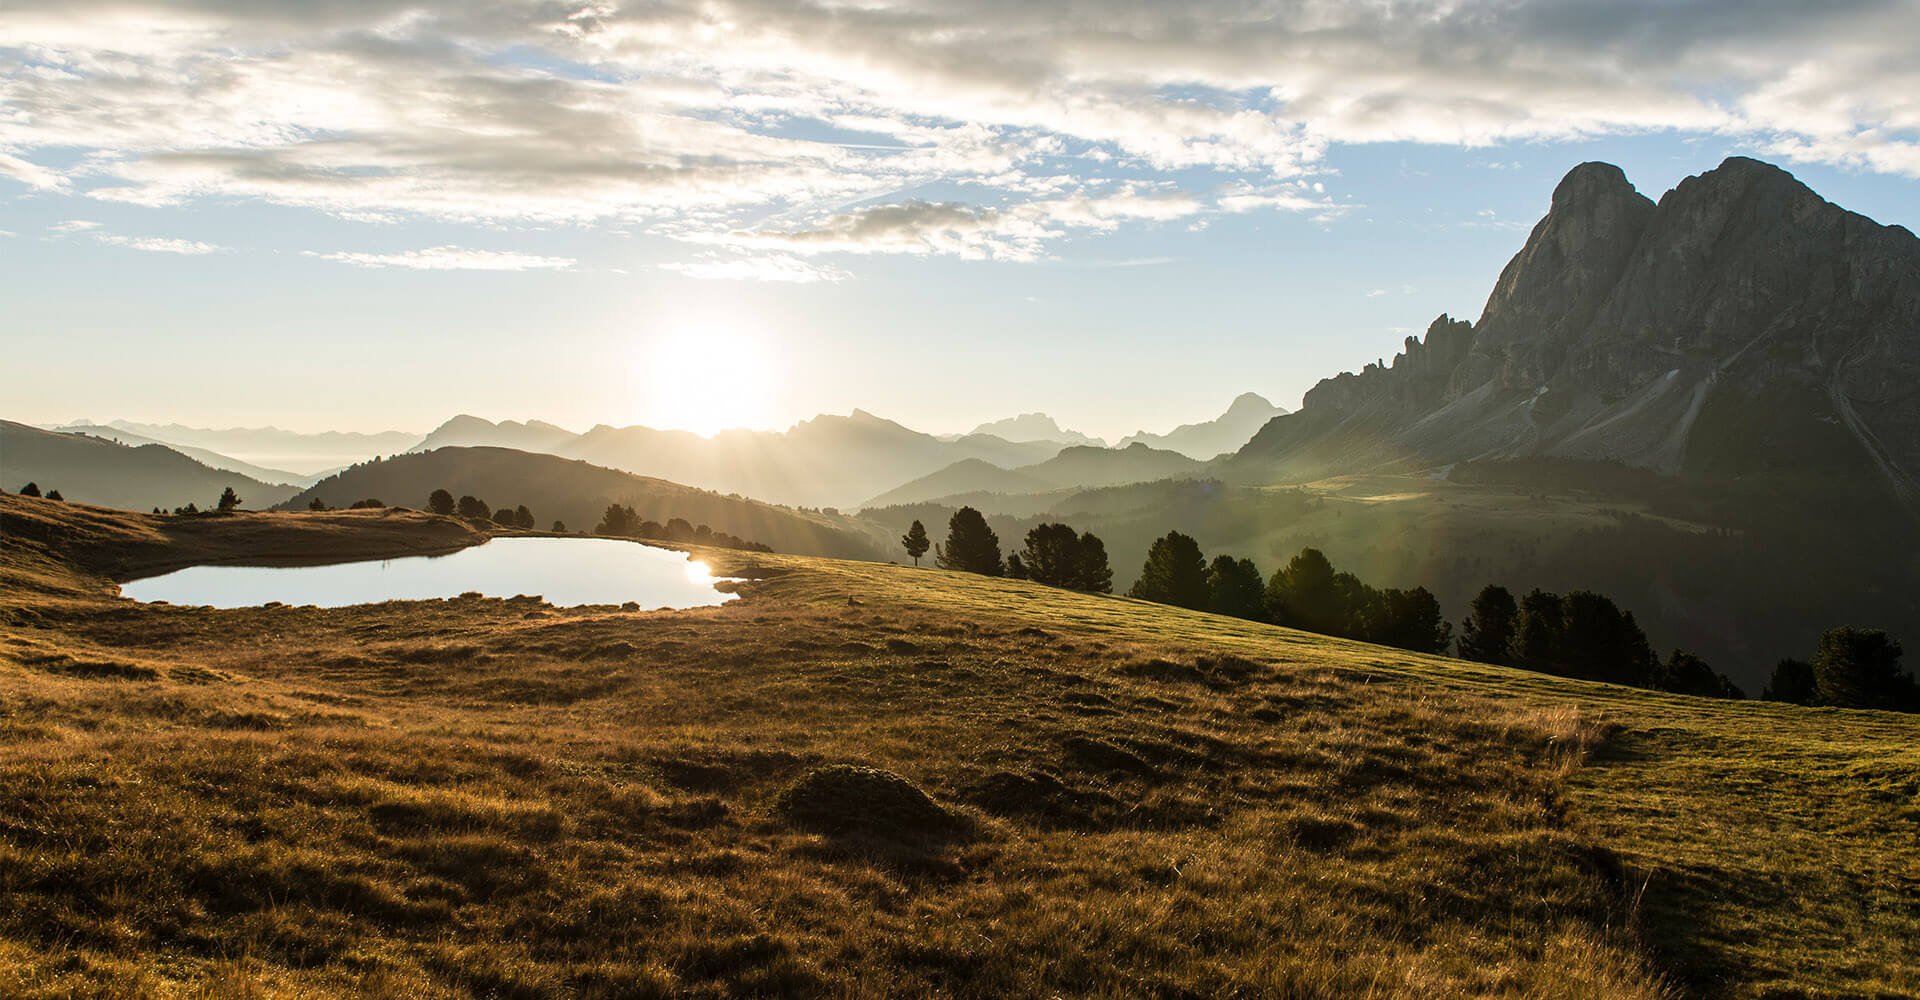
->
2;421;301;511
1117;392;1288;459
1225;156;1920;519
283;447;888;560
963;412;1105;448
64;421;419;477
408;416;579;454
54;424;315;486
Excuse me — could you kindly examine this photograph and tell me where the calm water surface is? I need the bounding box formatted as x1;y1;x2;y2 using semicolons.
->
120;537;740;609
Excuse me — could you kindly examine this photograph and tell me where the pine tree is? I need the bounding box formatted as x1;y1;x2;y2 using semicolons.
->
1129;531;1209;609
1206;555;1265;620
901;520;930;566
1654;649;1744;699
514;505;534;530
308;497;328;511
935;507;1003;576
1813;627;1917;710
1075;531;1114;594
45;489;64;502
18;482;40;497
216;487;243;512
1761;659;1818;704
1265;548;1345;633
1019;523;1083;587
1457;584;1518;664
456;495;490;520
551;520;567;533
428;489;455;516
1006;553;1028;580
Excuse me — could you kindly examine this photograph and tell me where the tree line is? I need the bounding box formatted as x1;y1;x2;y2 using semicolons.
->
424;488;548;530
909;508;1920;710
594;503;772;552
904;508;1115;593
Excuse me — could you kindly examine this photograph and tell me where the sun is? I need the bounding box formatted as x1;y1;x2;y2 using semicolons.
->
639;326;780;436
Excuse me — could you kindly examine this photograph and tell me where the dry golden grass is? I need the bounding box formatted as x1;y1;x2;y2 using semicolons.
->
0;494;1912;998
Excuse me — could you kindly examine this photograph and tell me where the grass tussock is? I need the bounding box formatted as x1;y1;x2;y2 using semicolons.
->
0;493;1912;998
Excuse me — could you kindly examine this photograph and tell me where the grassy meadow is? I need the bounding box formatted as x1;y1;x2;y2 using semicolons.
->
0;493;1913;998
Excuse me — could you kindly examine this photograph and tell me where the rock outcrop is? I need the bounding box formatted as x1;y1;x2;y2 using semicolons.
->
1230;156;1920;511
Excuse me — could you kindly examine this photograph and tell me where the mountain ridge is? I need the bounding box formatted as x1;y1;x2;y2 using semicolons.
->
1228;155;1920;518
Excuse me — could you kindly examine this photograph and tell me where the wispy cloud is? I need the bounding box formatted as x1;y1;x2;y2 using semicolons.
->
45;219;218;253
660;253;850;283
96;233;220;254
305;247;576;271
0;150;66;191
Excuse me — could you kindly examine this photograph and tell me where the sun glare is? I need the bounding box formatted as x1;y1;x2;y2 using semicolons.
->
640;326;780;436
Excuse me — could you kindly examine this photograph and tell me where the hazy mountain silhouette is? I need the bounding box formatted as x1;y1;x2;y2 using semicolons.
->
1227;156;1920;516
966;412;1105;447
56;424;314;486
410;415;579;454
862;442;1204;508
97;421;417;476
1117;393;1289;459
398;411;1061;509
283;447;888;560
2;420;301;511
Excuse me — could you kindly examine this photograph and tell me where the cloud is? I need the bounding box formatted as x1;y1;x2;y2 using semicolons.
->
711;188;1209;262
96;233;221;254
660;252;850;283
0;150;66;191
48;219;99;234
0;0;1915;276
305;246;576;271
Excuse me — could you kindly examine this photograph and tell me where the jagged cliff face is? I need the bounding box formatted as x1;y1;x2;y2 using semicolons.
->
1234;156;1920;509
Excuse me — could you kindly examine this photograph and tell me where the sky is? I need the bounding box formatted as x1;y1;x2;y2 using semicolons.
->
4;0;1919;441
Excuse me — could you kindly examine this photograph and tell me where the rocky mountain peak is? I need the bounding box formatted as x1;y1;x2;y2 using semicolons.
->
1548;161;1637;211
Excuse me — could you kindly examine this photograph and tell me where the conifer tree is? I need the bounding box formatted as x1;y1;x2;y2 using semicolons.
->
935;506;1003;576
1129;530;1209;609
901;520;930;566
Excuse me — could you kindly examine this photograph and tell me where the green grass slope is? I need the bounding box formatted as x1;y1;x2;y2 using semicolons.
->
0;493;1912;998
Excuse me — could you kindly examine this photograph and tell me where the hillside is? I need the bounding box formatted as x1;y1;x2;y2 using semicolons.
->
1118;392;1289;459
862;443;1205;509
1;420;301;512
861;458;1062;509
281;446;889;560
55;424;313;486
0;494;1912;997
